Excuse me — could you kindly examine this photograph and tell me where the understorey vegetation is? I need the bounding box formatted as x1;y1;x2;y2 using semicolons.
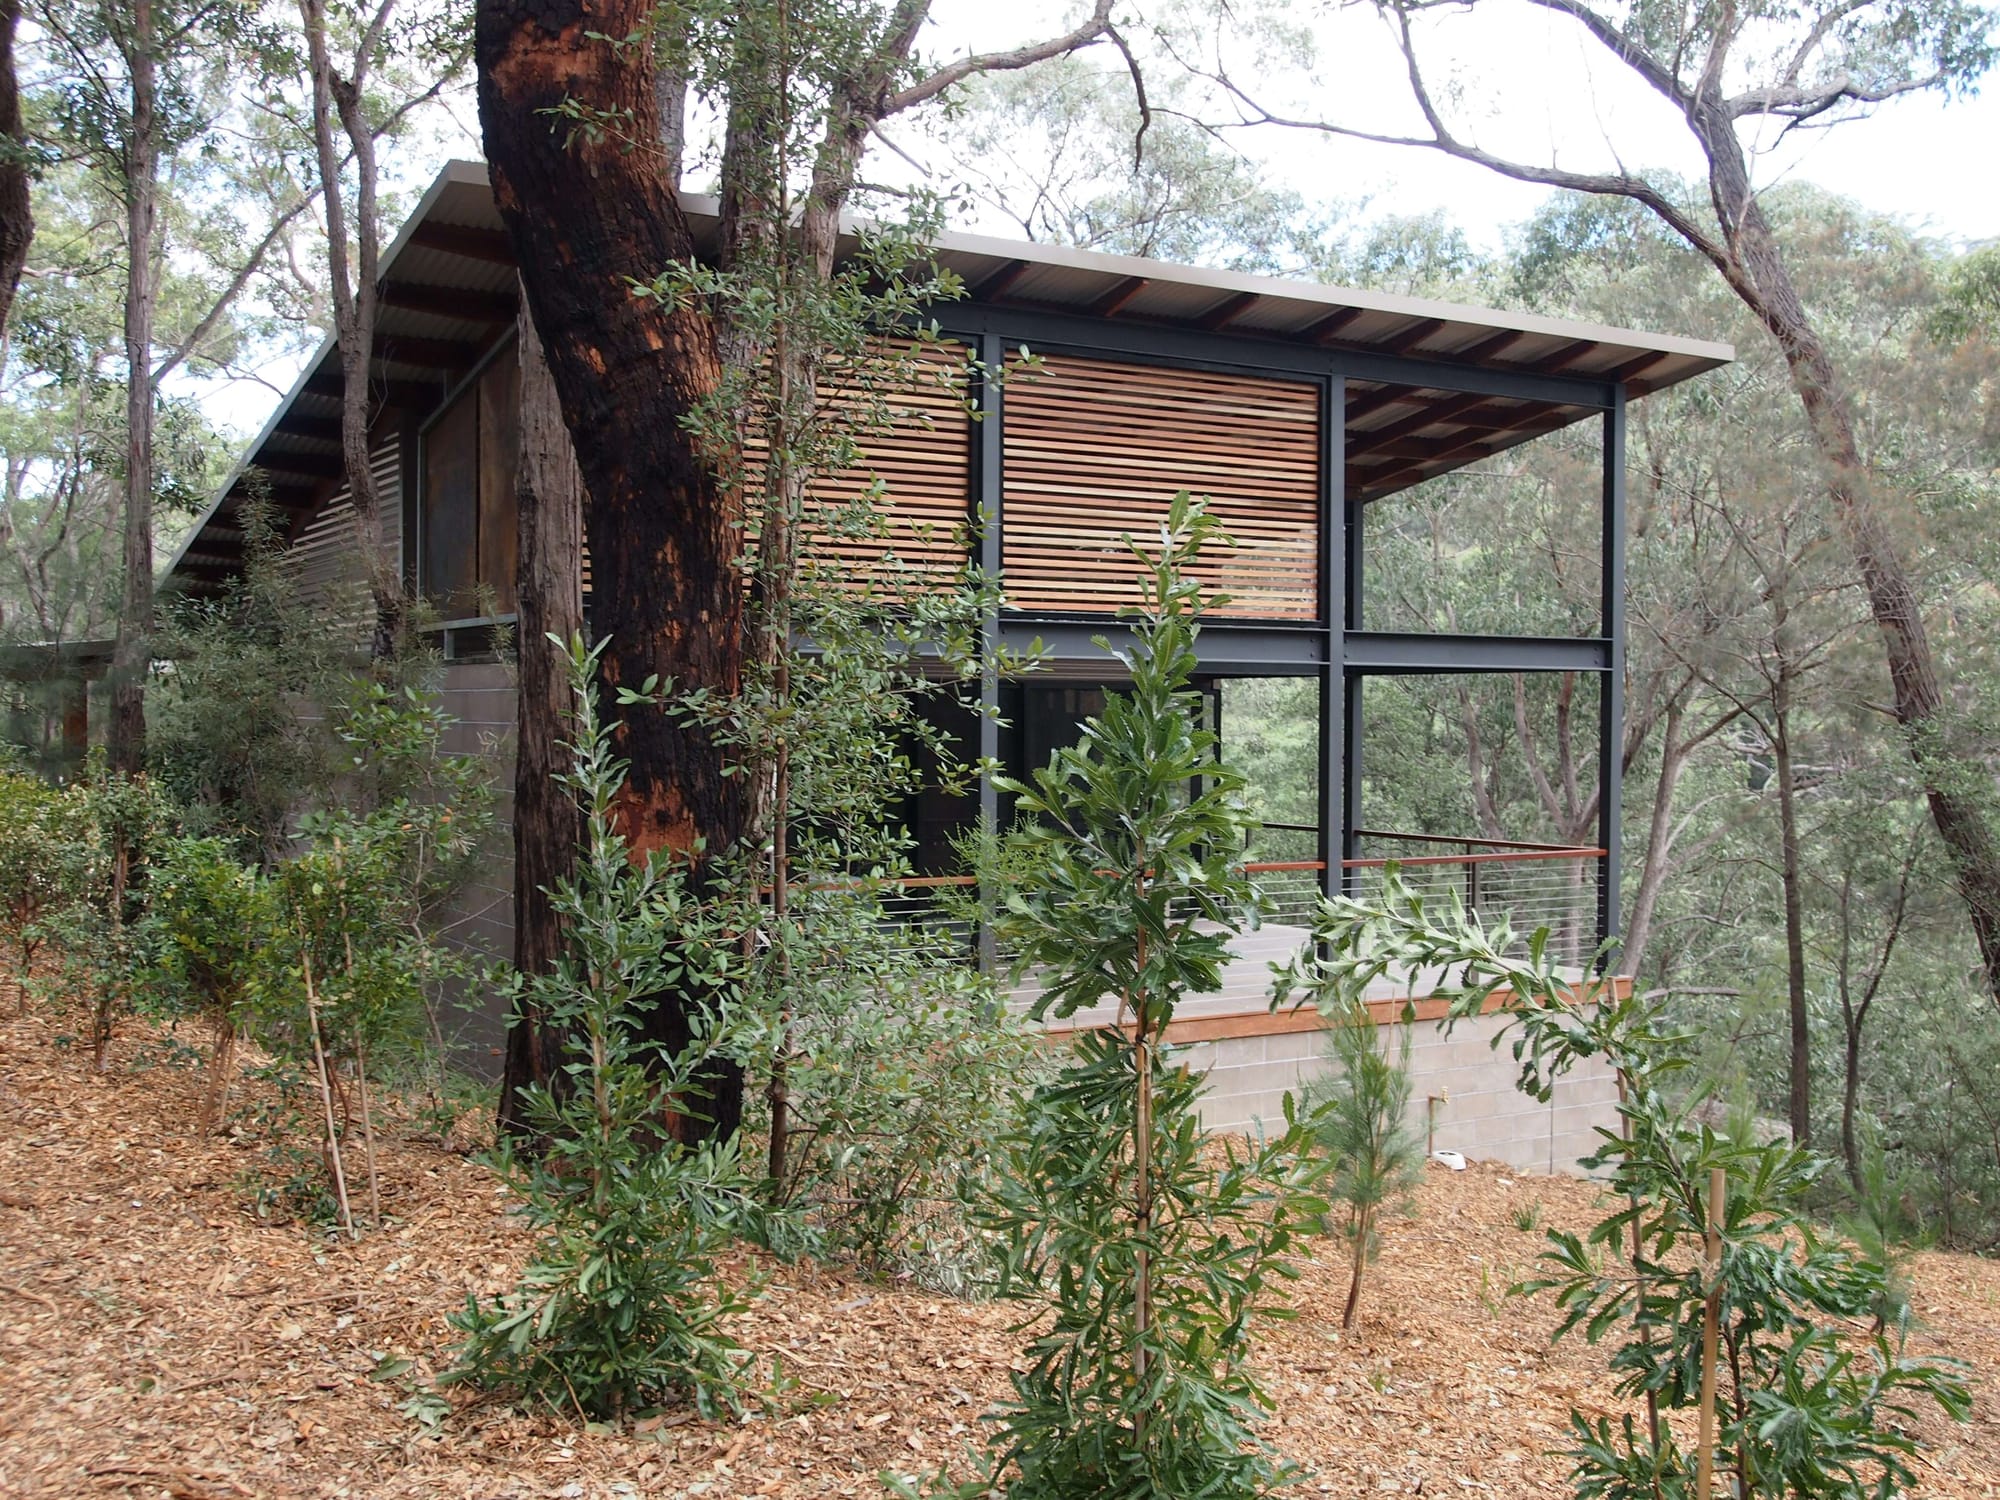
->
1306;881;1973;1500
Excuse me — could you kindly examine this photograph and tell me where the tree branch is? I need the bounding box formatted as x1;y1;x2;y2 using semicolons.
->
883;0;1114;116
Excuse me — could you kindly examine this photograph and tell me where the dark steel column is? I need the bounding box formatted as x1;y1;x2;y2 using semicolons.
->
976;335;1005;971
1319;375;1344;901
1597;391;1627;951
1339;375;1365;892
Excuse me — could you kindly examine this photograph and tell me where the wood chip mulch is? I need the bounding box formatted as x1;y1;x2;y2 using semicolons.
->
2;989;1995;1499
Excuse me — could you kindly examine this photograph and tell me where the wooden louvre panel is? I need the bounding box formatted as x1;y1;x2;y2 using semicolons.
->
746;341;973;594
288;434;401;651
1001;354;1321;619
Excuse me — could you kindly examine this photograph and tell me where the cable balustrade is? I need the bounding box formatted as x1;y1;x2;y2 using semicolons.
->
780;833;1606;975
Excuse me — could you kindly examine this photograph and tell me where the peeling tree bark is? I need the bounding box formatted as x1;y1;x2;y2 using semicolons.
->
109;0;159;776
476;0;745;1144
0;0;31;341
499;295;586;1144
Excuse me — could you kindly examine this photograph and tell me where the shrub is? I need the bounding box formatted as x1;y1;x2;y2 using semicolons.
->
908;498;1326;1499
1296;997;1424;1332
147;835;275;1130
447;638;760;1422
752;906;1041;1284
0;768;74;1008
1307;878;1971;1500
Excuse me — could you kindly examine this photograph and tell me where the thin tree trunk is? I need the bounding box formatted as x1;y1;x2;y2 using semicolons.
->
1771;651;1810;1147
1621;698;1689;979
202;1009;238;1135
354;1033;382;1229
477;0;745;1145
301;0;401;659
302;943;356;1240
1342;1202;1369;1331
0;0;31;341
109;0;159;776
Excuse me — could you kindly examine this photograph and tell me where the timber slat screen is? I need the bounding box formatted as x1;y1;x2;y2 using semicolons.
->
289;434;401;649
1001;354;1321;620
744;342;974;592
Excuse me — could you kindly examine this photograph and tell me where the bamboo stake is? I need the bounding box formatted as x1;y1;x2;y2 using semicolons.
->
1695;1166;1725;1498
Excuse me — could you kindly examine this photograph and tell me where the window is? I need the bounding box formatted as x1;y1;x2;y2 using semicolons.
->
422;349;520;619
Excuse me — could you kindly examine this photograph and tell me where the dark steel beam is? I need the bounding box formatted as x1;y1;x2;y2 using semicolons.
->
301;367;444;411
1611;350;1674;395
1356;407;1579;492
378;279;517;323
1324;372;1349;895
270;413;343;442
1198;291;1260;332
1086;276;1149;319
406;221;517;264
1000;617;1328;672
371;333;486;370
1533;338;1599;375
1458;329;1527;363
1344;390;1498;459
937;304;1617;409
976;333;1004;972
971;258;1031;301
1344;384;1419;423
226;481;315;511
248;452;342;480
1342;630;1610;674
1304;307;1366;344
1383;316;1445;355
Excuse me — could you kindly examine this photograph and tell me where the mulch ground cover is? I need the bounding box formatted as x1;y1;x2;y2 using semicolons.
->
3;989;1996;1499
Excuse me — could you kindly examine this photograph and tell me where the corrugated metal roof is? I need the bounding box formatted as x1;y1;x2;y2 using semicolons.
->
166;159;1731;594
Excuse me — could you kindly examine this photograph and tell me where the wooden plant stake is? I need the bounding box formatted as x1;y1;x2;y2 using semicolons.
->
301;935;356;1240
1695;1166;1725;1497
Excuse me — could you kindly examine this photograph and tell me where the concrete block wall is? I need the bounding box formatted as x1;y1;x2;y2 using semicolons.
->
1188;1011;1620;1177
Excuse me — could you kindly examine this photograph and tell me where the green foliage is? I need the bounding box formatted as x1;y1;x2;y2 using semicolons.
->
964;1039;1322;1500
150;505;350;862
0;768;80;998
1308;878;1970;1499
448;638;760;1423
751;902;1042;1284
905;497;1325;1499
145;834;273;1127
1297;999;1424;1331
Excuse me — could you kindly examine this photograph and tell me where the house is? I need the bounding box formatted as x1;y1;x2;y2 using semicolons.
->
165;161;1732;1172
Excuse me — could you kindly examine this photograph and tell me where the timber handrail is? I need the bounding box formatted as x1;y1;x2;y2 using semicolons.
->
782;845;1601;895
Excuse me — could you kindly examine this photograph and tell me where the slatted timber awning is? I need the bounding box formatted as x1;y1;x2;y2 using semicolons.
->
164;159;1731;602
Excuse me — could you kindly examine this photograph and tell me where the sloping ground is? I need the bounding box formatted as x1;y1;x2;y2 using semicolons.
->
2;996;1996;1500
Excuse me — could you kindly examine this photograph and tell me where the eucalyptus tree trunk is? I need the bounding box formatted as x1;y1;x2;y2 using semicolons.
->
300;0;402;659
476;0;746;1145
109;0;159;775
499;297;586;1144
1771;662;1810;1148
0;0;30;341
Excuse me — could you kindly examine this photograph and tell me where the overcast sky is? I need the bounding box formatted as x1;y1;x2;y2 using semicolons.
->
919;0;2000;248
